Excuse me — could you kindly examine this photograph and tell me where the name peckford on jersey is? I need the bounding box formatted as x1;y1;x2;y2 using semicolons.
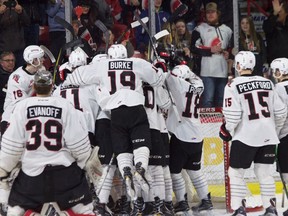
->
236;80;272;94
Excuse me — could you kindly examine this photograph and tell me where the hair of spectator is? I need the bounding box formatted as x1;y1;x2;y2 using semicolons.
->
0;51;15;61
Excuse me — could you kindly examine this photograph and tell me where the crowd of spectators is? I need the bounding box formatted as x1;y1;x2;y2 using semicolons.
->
0;0;288;108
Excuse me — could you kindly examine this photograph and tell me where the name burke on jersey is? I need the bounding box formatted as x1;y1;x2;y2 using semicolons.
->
236;80;272;94
27;106;62;119
109;61;133;70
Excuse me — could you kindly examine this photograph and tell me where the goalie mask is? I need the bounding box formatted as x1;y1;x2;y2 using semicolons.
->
171;64;194;80
23;45;44;68
271;58;288;79
108;44;127;59
68;47;88;68
234;51;255;74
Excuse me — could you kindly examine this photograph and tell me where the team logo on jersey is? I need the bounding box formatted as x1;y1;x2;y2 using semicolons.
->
13;74;20;83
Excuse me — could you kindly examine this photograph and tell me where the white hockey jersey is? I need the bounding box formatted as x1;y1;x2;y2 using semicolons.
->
53;84;100;134
2;67;35;122
143;83;171;130
166;74;204;142
275;80;288;139
223;75;287;147
63;57;164;110
0;96;91;176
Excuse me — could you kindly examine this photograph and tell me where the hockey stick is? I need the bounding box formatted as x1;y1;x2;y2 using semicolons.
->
116;17;149;44
40;45;56;64
54;16;76;40
167;3;188;23
134;11;182;123
95;20;110;54
53;38;83;82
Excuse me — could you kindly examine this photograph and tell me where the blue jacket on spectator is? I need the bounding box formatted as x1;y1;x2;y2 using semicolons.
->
135;8;170;52
46;1;65;32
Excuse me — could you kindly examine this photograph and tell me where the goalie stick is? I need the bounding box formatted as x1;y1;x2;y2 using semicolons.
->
94;20;110;54
116;17;149;44
134;11;182;123
54;16;76;40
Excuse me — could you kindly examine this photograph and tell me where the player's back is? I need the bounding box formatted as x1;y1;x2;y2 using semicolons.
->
97;57;163;110
53;83;100;134
275;80;288;139
223;75;286;146
166;73;204;143
1;96;90;176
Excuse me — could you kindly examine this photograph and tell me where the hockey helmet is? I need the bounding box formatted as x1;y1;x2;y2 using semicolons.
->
23;45;44;67
171;64;194;80
68;47;88;68
234;51;256;73
271;58;288;79
108;44;127;59
34;70;53;86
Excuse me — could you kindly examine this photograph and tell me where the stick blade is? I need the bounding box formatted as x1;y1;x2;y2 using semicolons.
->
130;17;149;28
153;30;170;41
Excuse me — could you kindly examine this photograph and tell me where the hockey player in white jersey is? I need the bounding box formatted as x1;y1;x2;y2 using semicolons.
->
0;70;94;216
165;64;214;215
271;57;288;216
58;44;165;210
220;51;287;216
1;45;45;135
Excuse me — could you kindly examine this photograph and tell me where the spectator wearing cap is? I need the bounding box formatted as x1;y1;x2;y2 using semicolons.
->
190;2;233;108
0;0;30;69
0;51;15;117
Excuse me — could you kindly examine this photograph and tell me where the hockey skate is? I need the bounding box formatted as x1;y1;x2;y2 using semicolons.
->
113;195;131;215
231;199;247;216
174;194;191;216
94;201;114;216
283;209;288;216
0;203;7;216
164;201;175;215
134;162;150;192
191;193;213;215
259;198;278;216
152;197;175;216
123;167;135;199
130;197;144;216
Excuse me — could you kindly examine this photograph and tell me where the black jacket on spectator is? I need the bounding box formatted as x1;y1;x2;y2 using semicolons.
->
0;7;30;52
263;14;288;64
0;66;10;115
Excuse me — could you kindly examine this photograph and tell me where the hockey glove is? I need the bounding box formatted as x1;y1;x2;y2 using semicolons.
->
154;60;167;73
59;68;72;82
219;123;232;142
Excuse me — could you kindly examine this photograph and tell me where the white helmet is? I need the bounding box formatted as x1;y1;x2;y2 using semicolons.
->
23;45;44;67
171;65;193;80
108;44;127;59
271;58;288;79
92;54;108;64
69;47;88;68
234;51;256;73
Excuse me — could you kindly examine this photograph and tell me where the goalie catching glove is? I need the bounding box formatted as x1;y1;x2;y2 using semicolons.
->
219;122;232;142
